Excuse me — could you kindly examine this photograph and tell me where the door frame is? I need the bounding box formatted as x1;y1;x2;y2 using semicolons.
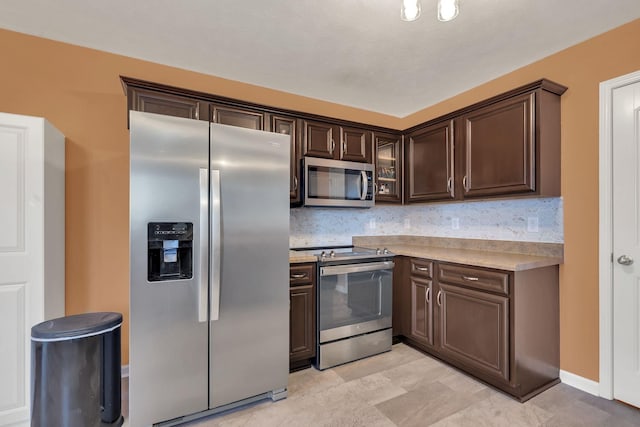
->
598;69;640;399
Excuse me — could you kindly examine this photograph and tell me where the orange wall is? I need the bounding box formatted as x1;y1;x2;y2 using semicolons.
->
1;19;639;379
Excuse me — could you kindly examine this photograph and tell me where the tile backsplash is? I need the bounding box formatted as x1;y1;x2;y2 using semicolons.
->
290;198;563;248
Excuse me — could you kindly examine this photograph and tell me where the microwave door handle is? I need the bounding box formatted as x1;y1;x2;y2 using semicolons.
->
360;170;368;200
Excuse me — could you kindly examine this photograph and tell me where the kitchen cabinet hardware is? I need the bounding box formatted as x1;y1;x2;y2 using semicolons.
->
416;266;429;272
330;138;335;153
426;287;431;303
462;175;468;191
293;176;298;191
437;290;442;306
290;273;308;279
462;275;479;281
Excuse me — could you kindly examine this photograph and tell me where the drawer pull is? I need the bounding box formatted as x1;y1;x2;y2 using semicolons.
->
416;266;429;273
290;273;308;280
426;287;431;303
462;275;479;281
437;290;442;307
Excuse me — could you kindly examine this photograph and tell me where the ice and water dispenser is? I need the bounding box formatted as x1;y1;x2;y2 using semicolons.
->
147;222;193;281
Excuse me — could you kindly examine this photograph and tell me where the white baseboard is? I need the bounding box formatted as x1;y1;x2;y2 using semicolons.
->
121;364;129;378
559;369;600;396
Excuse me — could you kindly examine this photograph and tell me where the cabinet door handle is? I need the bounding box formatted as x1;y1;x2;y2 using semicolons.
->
426;287;431;303
437;290;442;307
342;140;347;153
290;273;308;279
462;175;469;191
293;175;298;191
416;266;429;273
462;275;479;281
330;138;335;153
446;177;452;193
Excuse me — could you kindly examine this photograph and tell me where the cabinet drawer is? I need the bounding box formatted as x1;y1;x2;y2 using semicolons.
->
438;263;509;295
289;264;315;286
410;258;434;279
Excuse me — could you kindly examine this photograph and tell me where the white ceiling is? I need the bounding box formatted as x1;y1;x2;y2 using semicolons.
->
1;0;640;117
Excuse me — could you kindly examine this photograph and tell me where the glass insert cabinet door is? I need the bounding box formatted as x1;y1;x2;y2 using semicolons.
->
375;133;403;203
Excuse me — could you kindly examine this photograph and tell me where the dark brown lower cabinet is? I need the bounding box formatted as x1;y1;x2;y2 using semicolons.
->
289;263;316;371
398;257;559;402
410;277;434;348
437;282;509;382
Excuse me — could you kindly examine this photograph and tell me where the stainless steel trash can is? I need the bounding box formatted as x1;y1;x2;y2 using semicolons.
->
30;312;124;427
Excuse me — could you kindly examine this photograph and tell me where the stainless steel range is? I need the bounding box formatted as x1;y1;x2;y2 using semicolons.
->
292;246;394;370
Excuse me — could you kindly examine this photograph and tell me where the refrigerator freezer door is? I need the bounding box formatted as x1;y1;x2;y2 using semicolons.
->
208;123;290;409
130;112;209;426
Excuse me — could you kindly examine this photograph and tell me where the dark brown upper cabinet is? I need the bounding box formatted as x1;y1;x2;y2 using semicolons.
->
456;81;565;200
125;86;208;125
211;104;264;130
302;120;372;163
122;77;565;205
271;115;301;205
459;93;534;198
341;126;372;163
374;132;403;203
302;120;340;159
406;120;455;203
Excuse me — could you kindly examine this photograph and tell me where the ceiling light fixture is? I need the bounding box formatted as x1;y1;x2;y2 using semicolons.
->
400;0;421;22
437;0;459;22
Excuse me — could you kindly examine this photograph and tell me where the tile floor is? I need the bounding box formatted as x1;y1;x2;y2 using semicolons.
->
122;343;640;426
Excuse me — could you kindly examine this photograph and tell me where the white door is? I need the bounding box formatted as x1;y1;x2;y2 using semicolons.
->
612;80;640;408
0;114;44;426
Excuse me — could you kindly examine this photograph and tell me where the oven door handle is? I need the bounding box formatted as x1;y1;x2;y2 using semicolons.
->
320;261;394;276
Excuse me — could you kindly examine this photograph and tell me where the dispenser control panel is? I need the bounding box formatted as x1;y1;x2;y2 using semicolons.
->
147;222;193;282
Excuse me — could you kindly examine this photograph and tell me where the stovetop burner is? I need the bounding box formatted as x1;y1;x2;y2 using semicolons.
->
291;245;394;263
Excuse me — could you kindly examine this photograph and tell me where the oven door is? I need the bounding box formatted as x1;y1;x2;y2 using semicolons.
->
318;260;393;343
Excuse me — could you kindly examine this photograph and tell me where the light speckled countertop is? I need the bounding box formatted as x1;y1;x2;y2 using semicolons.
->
369;244;561;271
289;250;317;264
289;236;564;271
354;236;563;271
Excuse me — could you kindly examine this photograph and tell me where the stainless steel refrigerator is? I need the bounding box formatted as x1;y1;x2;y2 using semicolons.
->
129;111;290;426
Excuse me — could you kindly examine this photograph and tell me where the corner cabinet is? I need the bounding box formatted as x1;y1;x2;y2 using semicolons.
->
399;257;559;402
289;263;316;371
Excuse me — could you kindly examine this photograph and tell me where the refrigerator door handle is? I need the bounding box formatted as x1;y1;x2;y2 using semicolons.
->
198;168;209;323
210;169;222;321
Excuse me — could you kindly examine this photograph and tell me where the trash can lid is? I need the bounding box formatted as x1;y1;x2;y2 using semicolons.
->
31;312;123;342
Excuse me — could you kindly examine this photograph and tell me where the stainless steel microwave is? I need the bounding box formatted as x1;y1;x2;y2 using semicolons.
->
302;157;374;208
